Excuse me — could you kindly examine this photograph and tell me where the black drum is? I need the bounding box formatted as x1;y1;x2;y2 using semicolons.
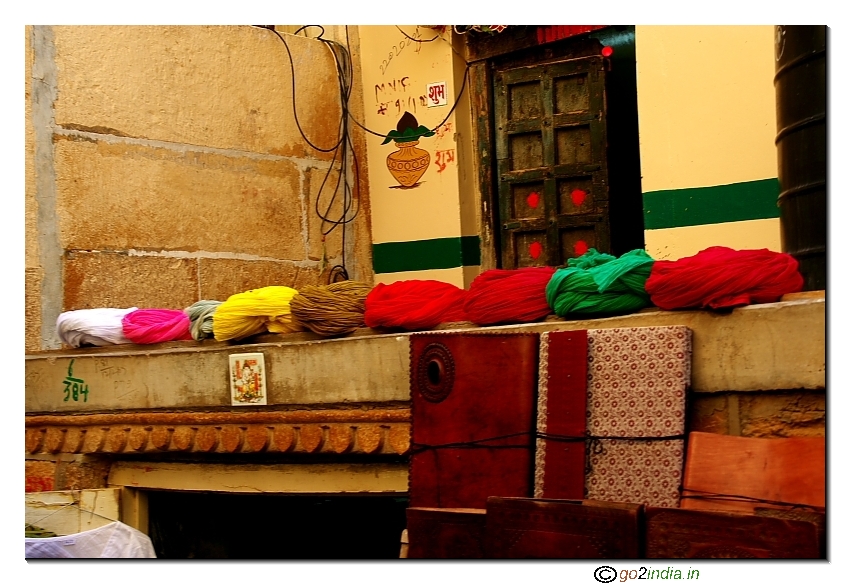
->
774;25;827;291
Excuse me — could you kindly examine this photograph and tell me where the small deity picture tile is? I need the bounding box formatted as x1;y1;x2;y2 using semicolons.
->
229;353;267;406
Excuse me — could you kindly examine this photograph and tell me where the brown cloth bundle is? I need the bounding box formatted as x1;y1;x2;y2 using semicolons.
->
289;281;372;336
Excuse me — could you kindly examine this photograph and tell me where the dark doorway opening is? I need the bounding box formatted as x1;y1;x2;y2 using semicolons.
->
148;491;408;559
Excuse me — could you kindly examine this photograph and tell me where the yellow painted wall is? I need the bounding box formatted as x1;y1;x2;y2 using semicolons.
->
357;25;464;245
645;218;782;261
374;267;466;288
636;25;781;261
636;25;778;192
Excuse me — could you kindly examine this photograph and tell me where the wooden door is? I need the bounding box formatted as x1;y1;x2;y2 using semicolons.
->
494;56;610;268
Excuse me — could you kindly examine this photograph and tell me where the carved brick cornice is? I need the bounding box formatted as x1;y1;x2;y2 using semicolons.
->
25;410;411;457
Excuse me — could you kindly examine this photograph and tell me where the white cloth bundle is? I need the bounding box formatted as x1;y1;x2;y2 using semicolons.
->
56;307;139;348
25;521;156;558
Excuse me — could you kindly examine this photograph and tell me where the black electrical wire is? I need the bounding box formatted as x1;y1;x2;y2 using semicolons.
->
264;25;471;280
266;27;360;280
294;25;325;37
317;37;360;232
270;28;344;153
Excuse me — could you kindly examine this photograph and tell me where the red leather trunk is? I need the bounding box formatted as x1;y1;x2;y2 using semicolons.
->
409;332;538;509
406;507;487;559
485;497;642;559
645;506;823;559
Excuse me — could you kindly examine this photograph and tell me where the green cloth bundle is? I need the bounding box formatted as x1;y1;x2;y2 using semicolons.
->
545;248;655;317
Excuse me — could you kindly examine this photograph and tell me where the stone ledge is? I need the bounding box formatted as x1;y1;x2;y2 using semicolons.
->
26;296;825;414
26;410;411;457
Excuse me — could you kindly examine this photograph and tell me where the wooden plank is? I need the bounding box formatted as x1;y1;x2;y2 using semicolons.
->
120;487;149;534
108;461;409;494
470;62;499;271
681;432;826;513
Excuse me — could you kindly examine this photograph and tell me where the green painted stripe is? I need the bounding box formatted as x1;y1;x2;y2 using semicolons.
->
372;236;481;274
643;178;780;230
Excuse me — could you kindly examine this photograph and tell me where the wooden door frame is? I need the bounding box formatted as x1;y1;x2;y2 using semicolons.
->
494;56;610;269
464;26;643;270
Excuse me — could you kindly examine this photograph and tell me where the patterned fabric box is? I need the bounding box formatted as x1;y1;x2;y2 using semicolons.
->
584;326;691;507
534;325;691;507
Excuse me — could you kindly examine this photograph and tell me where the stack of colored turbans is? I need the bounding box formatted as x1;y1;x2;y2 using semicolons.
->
55;280;373;348
55;246;805;348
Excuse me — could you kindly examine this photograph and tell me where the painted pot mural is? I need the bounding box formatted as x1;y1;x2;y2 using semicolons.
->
383;111;434;188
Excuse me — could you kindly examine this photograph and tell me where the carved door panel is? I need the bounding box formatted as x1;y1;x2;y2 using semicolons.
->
495;56;610;269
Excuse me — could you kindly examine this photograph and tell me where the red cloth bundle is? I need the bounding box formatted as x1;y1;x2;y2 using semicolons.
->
645;246;804;310
363;280;468;331
122;309;193;344
464;267;556;325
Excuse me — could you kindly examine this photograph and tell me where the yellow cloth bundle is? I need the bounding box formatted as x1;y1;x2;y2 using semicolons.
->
212;286;303;341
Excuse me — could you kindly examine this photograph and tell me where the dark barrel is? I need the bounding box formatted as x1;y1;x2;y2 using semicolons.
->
774;25;826;291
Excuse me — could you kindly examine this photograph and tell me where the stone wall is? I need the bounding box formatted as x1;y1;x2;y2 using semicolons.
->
26;455;111;492
689;390;825;438
25;25;372;352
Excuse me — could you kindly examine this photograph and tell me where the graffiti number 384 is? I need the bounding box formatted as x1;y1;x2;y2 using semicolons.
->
62;359;89;402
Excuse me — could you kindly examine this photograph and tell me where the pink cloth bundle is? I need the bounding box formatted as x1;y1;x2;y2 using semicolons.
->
122;309;193;344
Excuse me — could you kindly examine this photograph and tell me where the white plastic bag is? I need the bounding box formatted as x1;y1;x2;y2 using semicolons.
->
25;521;156;559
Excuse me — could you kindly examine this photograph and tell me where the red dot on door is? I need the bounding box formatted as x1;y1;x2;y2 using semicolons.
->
571;189;587;207
526;192;540;209
574;240;588;257
529;241;543;260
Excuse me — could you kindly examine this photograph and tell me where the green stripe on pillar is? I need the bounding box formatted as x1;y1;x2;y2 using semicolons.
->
643;178;781;230
372;236;481;274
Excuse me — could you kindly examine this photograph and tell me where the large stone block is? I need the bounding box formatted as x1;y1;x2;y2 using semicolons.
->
25;333;411;413
54;138;306;260
26;268;43;353
52;25;341;160
63;252;198;311
26;297;824;414
26;460;56;492
198;258;322;300
739;391;826;438
687;393;729;435
26;25;38;268
499;298;826;393
56;458;111;490
306;165;344;262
